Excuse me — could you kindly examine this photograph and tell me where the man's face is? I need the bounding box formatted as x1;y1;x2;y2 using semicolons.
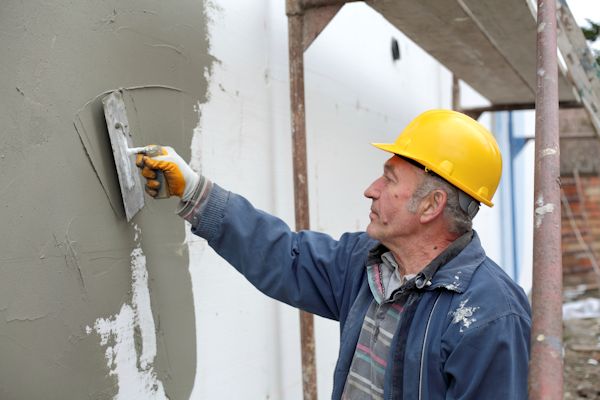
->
364;156;424;244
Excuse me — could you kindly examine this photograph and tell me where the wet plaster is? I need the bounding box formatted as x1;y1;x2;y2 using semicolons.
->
0;1;211;398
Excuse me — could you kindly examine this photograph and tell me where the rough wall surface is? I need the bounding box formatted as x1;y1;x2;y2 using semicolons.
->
0;1;209;398
562;175;600;276
559;110;600;278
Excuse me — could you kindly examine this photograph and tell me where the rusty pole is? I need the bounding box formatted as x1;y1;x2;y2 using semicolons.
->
528;0;563;398
286;1;356;398
287;1;318;399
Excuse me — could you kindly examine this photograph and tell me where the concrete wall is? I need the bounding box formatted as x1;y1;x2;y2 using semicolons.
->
1;1;509;399
0;1;209;398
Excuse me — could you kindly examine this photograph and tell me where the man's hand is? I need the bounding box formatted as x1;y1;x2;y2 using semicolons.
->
135;146;199;201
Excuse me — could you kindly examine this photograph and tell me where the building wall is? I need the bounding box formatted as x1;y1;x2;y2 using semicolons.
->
192;2;500;399
489;110;536;293
0;1;209;398
561;175;600;277
560;109;600;281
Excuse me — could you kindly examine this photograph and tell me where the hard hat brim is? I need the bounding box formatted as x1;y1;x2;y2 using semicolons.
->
371;142;401;155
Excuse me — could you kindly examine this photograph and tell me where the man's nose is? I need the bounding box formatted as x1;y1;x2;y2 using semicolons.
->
364;178;382;199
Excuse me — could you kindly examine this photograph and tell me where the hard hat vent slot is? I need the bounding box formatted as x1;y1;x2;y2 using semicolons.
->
439;160;454;176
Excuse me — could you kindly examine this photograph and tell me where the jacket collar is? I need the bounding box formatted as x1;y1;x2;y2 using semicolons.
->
366;231;486;294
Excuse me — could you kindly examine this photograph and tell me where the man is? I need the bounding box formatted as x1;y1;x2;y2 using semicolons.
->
136;109;531;399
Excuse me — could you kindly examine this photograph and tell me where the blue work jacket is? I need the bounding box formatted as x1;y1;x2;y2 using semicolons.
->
190;185;532;400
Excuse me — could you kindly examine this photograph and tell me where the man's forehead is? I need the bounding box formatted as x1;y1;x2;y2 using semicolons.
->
384;155;425;176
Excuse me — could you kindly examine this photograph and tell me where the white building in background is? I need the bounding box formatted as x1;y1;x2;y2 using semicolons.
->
190;1;534;398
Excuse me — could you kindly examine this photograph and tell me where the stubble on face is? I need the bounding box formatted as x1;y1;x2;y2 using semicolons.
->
364;156;424;244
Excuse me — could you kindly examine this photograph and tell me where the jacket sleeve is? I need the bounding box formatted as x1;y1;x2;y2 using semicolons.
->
442;313;531;400
187;184;371;321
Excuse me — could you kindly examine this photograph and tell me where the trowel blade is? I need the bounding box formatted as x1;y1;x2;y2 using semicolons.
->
102;91;145;221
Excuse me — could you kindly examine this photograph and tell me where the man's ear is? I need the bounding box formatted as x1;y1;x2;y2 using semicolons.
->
419;190;447;224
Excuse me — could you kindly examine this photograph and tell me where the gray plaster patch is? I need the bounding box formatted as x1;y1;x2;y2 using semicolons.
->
1;0;208;398
74;86;186;220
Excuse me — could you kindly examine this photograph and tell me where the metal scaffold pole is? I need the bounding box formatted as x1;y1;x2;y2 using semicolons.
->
287;8;319;400
528;0;563;398
285;2;352;398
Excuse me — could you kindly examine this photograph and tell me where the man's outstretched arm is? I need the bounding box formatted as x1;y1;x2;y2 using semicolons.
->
135;145;372;320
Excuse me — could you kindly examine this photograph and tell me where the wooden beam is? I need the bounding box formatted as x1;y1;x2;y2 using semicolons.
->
365;0;577;104
460;100;582;120
556;0;600;136
460;0;575;102
302;5;344;51
367;0;534;103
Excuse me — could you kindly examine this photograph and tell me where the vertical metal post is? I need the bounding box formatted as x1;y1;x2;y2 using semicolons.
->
287;1;318;399
452;74;461;111
529;0;563;398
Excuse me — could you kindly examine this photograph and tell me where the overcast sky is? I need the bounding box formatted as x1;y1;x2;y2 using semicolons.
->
568;0;600;25
567;0;600;50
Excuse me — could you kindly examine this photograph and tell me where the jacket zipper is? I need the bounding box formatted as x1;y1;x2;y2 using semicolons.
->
418;294;441;400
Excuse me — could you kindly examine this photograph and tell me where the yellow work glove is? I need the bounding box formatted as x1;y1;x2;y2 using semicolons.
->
135;145;199;201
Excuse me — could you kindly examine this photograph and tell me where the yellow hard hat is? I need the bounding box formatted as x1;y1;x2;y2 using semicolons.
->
372;109;502;207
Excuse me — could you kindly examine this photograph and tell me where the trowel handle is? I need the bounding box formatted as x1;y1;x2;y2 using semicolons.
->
143;146;170;199
129;145;171;199
154;170;170;199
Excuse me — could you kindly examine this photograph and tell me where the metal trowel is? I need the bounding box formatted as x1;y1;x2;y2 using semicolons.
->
102;90;145;221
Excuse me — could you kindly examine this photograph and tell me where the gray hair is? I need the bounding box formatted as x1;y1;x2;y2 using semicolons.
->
407;173;474;234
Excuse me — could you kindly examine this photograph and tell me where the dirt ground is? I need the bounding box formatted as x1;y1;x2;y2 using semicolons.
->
563;273;600;399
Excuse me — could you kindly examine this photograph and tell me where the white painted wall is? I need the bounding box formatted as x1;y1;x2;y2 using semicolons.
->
513;110;536;294
189;1;504;399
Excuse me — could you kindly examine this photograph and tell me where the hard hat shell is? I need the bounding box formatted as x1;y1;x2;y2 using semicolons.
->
372;109;502;207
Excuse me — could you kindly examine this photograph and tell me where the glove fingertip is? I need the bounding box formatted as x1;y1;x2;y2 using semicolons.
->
142;155;159;168
145;186;158;198
135;154;145;168
141;166;157;179
146;179;161;189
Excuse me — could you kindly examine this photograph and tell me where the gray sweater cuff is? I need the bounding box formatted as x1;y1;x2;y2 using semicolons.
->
177;180;229;242
176;175;211;222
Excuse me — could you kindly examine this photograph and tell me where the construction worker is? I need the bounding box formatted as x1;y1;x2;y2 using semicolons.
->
136;109;531;399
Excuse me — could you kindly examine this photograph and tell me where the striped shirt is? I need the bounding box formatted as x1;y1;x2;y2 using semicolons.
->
342;252;414;400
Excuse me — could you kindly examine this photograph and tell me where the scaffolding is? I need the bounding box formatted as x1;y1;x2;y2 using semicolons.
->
284;0;600;398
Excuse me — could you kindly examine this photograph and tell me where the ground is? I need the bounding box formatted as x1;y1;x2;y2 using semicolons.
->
563;272;600;399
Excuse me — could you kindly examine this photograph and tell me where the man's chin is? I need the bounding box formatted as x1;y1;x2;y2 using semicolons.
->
365;225;379;240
